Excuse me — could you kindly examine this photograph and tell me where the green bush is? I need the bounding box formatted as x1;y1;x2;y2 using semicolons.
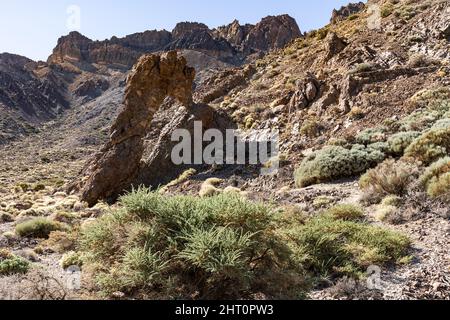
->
420;157;450;201
295;145;385;187
356;128;386;145
427;173;450;200
300;120;322;138
327;204;364;221
0;249;30;275
80;188;304;299
404;127;450;165
15;218;64;239
420;157;450;187
360;159;417;203
387;131;420;156
284;211;410;277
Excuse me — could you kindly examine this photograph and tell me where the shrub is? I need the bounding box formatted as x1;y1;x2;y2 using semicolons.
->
381;4;394;18
411;87;450;111
80;190;304;299
420;157;450;187
348;107;365;120
295;145;385;187
0;249;30;275
313;196;334;209
15;218;64;239
427;173;450;200
381;195;402;207
285;212;410;277
356;128;386;145
407;54;435;68
375;204;399;223
387;131;420;156
360;159;418;203
327;204;364;221
0;212;14;223
349;63;376;75
61;252;83;270
300;120;322;138
404;127;450;165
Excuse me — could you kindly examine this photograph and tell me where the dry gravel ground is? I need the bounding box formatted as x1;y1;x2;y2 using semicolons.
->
1;137;448;300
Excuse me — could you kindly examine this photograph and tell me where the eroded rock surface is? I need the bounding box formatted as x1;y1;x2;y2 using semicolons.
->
70;51;196;205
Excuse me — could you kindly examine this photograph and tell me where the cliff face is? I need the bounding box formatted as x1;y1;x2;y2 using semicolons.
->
1;15;301;144
330;2;366;24
0;53;68;143
213;14;302;54
47;15;302;67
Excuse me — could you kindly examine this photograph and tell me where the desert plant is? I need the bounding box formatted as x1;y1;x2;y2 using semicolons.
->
420;157;450;187
295;145;385;187
404;127;450;165
16;218;64;239
360;159;418;203
80;190;303;299
300;120;322;138
427;173;450;200
387;131;420;156
285;211;410;277
356;128;386;145
327;204;364;221
0;250;30;275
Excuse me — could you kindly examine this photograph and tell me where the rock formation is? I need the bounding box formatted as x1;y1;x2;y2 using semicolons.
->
288;74;321;110
48;15;302;68
323;32;348;61
70;51;196;205
330;2;365;24
213;15;302;54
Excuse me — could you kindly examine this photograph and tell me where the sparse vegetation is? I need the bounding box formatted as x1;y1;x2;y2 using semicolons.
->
300;119;322;138
359;159;418;203
387;131;420;156
80;189;305;299
420;157;450;200
327;204;364;221
16;218;64;239
295;145;385;187
284;207;410;277
0;249;30;275
404;127;450;165
78;188;412;298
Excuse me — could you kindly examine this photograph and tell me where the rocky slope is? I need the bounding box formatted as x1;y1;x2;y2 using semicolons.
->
0;15;301;145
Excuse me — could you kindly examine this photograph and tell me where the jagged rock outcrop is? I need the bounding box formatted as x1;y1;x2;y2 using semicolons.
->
288;74;321;110
243;15;302;53
213;20;254;48
166;23;237;62
48;31;172;67
69;51;196;205
331;2;365;24
324;32;348;61
48;15;301;68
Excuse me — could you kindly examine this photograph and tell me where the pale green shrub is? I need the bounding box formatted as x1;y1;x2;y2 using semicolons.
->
295;145;385;187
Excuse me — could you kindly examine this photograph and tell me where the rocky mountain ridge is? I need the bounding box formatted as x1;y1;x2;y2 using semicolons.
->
47;14;301;67
0;14;301;145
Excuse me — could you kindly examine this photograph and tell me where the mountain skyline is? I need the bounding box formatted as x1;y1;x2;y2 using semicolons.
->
0;0;358;61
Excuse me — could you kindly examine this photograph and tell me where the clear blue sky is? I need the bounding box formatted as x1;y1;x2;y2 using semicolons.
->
0;0;358;61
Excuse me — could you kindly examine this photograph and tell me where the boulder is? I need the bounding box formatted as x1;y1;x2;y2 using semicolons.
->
288;74;321;110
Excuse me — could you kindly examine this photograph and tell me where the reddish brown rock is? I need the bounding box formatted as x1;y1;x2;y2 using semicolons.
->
330;2;365;24
70;51;196;205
